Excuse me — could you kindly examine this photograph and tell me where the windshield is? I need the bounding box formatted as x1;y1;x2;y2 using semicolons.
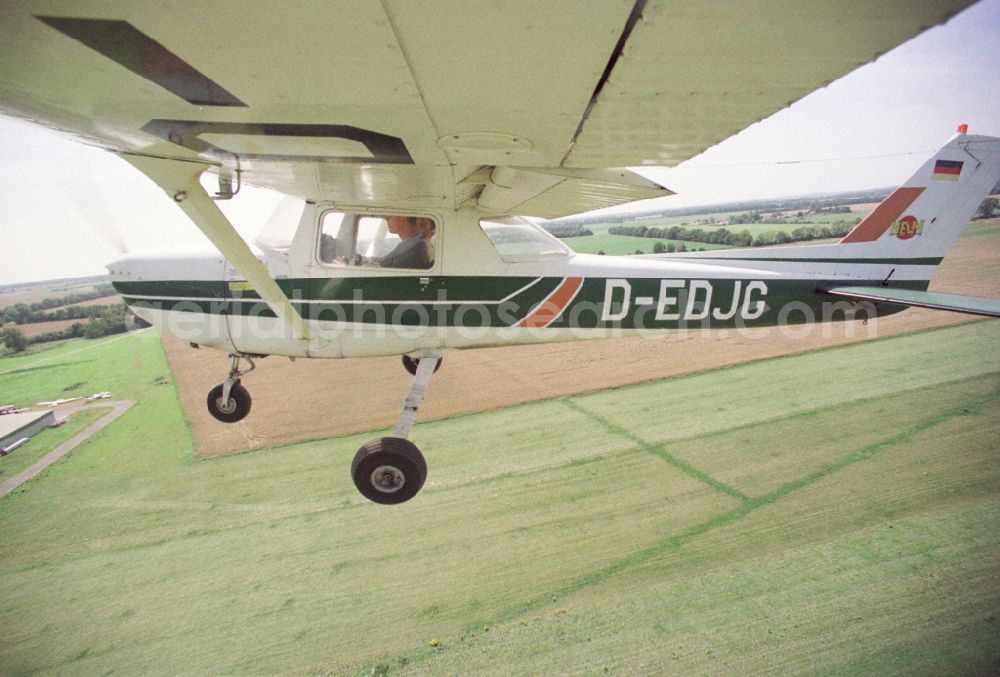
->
479;216;571;262
254;195;306;252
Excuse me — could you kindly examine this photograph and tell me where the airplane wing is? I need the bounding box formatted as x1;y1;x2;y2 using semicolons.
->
0;1;975;218
819;286;1000;318
0;2;975;340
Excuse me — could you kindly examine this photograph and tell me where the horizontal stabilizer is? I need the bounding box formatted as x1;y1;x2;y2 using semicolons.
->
820;286;1000;318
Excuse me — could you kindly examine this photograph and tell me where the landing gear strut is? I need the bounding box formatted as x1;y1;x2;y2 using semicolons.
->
206;354;255;423
352;352;442;504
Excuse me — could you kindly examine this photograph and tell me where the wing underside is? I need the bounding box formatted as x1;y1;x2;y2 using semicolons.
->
0;0;975;216
820;286;1000;318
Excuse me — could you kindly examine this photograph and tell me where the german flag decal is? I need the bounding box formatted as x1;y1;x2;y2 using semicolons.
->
932;159;963;181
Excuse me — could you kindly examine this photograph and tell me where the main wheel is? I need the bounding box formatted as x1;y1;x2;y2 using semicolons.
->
206;382;252;423
402;355;442;376
351;437;427;504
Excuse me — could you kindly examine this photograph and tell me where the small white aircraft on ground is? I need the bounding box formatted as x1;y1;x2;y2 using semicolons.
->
37;398;82;408
1;2;997;503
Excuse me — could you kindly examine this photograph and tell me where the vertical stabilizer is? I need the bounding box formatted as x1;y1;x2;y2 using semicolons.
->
838;129;1000;264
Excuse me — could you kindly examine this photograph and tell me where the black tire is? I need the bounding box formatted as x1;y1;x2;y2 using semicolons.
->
351;437;427;504
402;355;442;376
206;382;252;423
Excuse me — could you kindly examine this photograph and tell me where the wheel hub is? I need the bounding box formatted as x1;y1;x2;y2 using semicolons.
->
215;397;237;414
370;465;405;493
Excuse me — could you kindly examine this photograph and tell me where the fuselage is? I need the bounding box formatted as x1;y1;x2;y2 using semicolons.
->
108;206;918;359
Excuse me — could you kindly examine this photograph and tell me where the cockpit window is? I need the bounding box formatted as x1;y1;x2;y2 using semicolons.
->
319;211;436;269
479;216;571;262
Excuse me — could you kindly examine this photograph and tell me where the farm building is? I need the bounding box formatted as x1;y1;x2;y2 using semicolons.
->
1;410;55;454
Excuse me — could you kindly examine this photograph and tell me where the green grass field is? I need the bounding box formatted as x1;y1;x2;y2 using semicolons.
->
962;218;1000;241
563;209;871;255
1;321;998;675
564;233;732;255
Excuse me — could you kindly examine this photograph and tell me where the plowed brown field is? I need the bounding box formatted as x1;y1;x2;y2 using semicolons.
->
163;225;1000;456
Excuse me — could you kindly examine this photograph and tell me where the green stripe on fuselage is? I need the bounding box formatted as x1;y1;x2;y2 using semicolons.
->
116;276;924;330
690;256;944;266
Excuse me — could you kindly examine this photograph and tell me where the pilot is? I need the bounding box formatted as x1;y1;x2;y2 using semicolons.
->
378;216;434;269
419;219;437;262
319;233;338;263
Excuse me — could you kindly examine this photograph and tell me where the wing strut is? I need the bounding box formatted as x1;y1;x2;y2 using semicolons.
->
120;152;311;340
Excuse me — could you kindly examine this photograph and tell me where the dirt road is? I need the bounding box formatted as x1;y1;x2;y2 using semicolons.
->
0;400;133;497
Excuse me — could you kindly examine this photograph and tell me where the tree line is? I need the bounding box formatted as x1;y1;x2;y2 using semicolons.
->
543;223;594;238
975;197;1000;220
727;209;853;225
0;283;116;325
608;221;856;248
10;303;125;324
0;283;153;354
1;302;149;355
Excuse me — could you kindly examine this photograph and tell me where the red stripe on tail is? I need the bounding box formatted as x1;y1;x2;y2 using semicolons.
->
840;186;925;244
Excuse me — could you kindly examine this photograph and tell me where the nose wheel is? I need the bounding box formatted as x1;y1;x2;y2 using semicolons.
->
352;352;441;504
206;354;256;423
207;381;252;422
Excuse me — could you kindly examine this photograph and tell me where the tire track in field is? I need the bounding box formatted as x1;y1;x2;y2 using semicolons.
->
559;397;750;502
490;384;1000;627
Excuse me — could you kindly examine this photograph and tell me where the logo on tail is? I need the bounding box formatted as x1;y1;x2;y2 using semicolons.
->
892;214;924;240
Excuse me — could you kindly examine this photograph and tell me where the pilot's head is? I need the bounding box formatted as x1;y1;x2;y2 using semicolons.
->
386;215;419;239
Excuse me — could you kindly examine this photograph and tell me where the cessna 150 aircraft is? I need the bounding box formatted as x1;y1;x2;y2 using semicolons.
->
2;2;999;504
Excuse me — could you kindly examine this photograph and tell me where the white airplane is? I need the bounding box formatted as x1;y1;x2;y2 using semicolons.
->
1;2;998;504
37;398;81;408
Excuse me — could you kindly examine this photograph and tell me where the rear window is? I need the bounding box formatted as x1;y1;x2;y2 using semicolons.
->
479;217;571;262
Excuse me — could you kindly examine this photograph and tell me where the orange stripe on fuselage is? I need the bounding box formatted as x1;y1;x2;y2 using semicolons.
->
840;186;925;243
516;277;584;328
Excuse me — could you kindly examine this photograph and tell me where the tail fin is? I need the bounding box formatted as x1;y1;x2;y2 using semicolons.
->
819;128;1000;317
838;128;1000;266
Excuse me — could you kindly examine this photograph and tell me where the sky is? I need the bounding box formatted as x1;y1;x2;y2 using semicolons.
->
1;0;998;285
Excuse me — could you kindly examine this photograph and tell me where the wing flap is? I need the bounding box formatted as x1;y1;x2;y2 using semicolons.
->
475;167;671;218
820;286;1000;318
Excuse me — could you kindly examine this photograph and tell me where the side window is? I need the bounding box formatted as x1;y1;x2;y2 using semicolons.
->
479;216;569;262
318;212;437;269
318;211;353;264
